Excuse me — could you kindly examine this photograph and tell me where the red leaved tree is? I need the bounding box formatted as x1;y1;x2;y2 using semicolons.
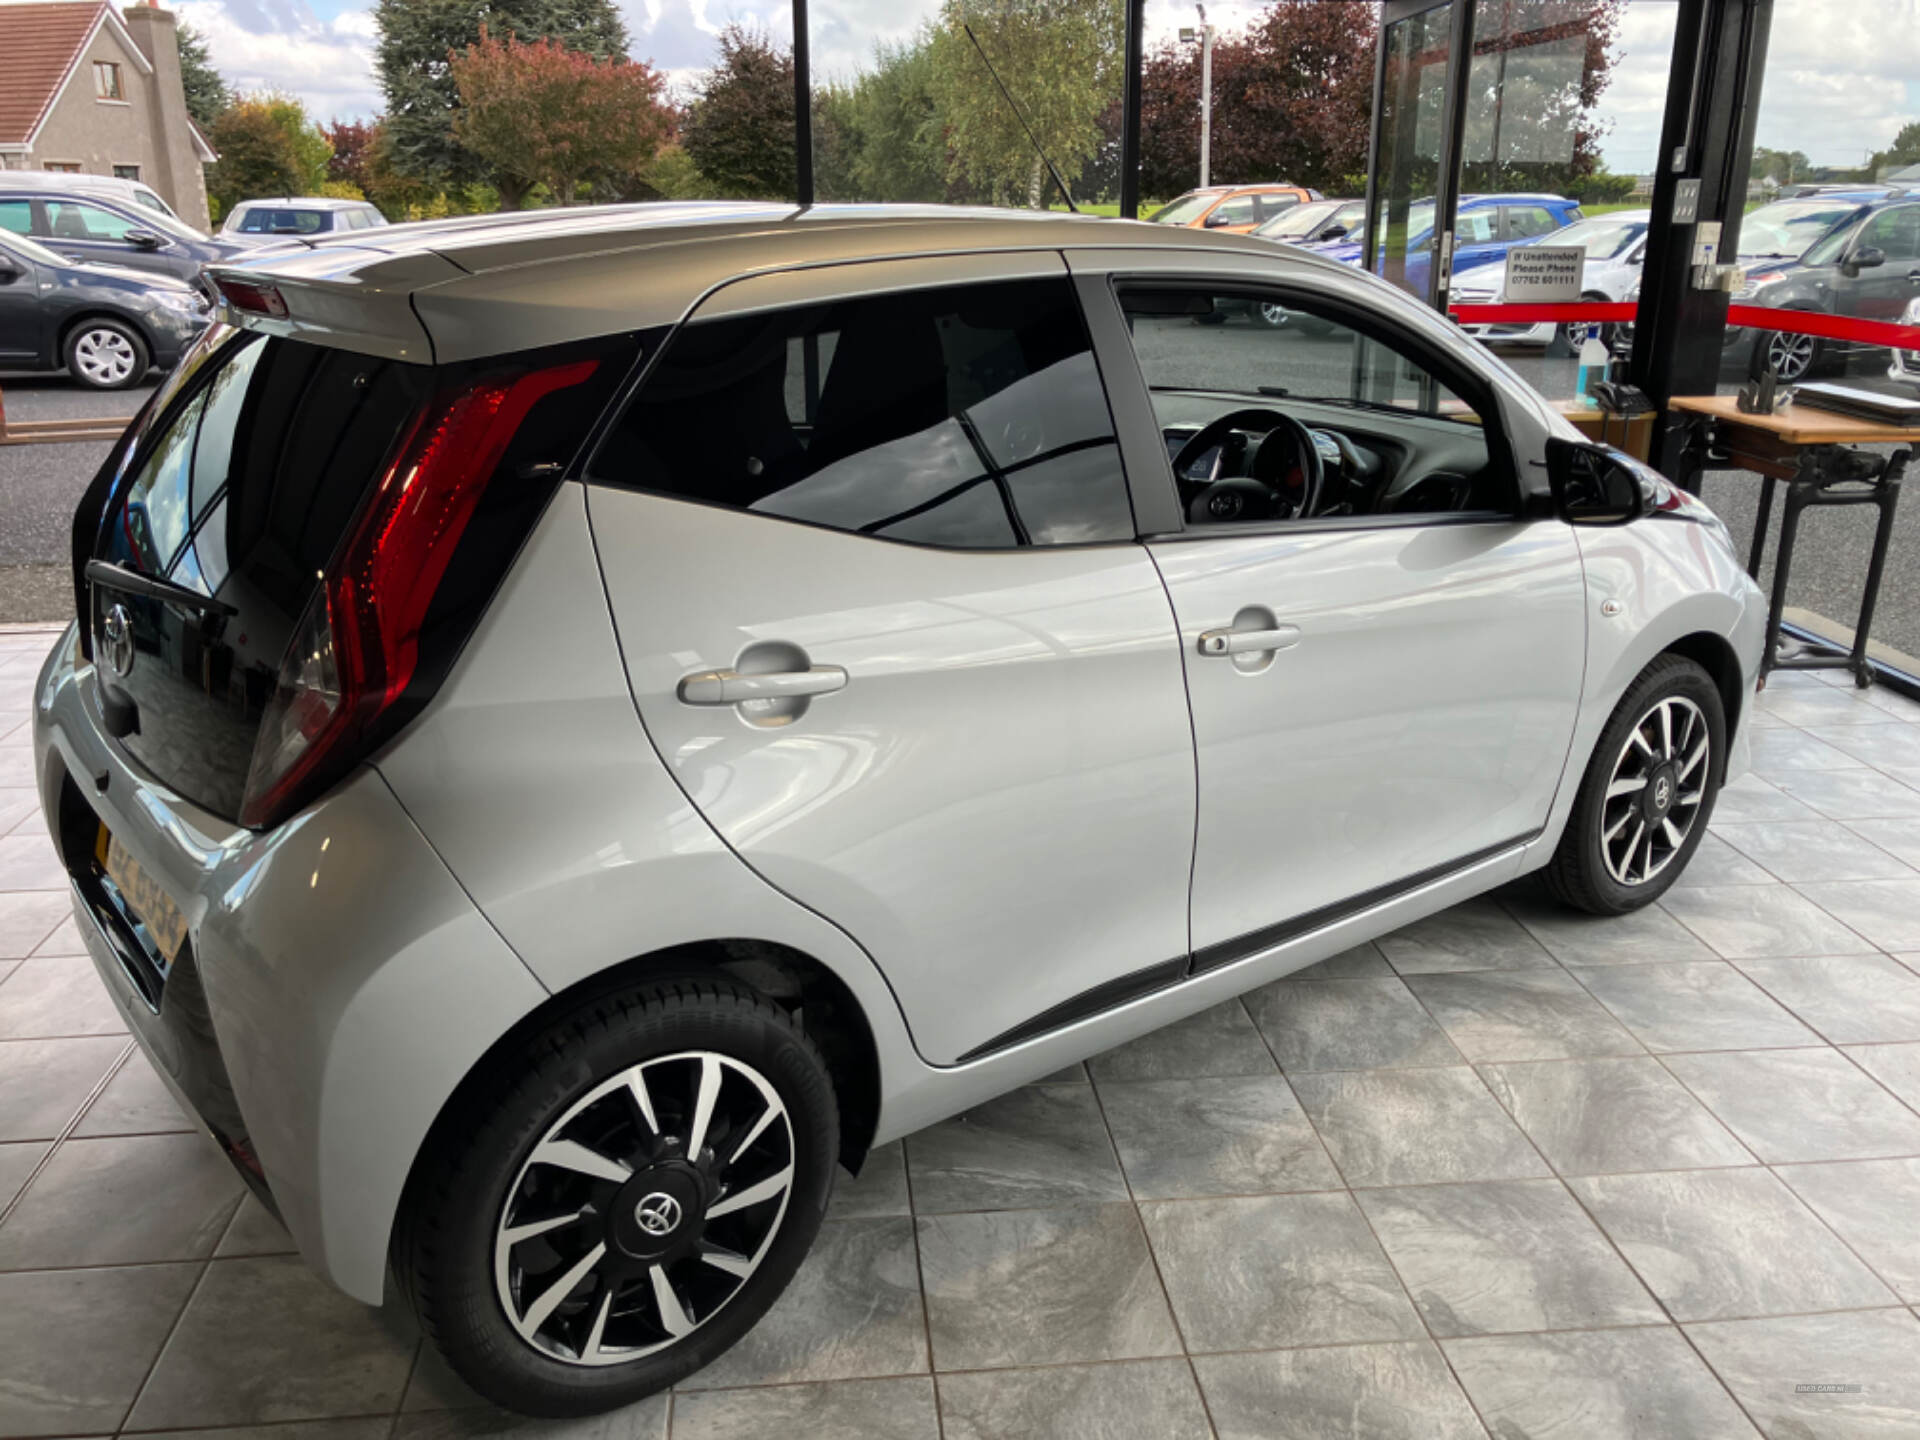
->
450;29;673;207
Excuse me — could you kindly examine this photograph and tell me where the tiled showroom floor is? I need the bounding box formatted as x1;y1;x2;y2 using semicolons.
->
10;621;1920;1439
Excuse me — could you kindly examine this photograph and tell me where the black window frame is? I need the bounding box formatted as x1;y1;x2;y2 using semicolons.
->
1081;272;1535;542
583;270;1145;555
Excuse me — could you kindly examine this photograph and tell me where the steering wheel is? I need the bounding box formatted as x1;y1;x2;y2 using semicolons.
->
1169;407;1325;524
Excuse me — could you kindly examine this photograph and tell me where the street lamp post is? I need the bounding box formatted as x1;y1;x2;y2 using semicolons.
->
1179;11;1215;188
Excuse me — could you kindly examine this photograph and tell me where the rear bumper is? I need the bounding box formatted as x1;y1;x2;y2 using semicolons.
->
31;627;548;1303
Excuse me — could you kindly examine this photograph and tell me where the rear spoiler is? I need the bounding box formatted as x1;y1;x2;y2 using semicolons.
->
200;248;461;364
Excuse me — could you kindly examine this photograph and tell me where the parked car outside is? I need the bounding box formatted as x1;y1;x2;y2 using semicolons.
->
1251;197;1366;247
0;183;241;285
1312;193;1584;297
1454;209;1649;347
0;227;209;387
219;196;390;244
1729;193;1920;380
0;169;182;226
34;202;1763;1416
1149;183;1323;232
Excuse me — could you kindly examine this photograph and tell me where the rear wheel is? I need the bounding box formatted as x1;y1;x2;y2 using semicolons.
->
1543;655;1725;914
64;319;147;390
399;978;838;1416
1559;292;1617;351
1752;327;1820;382
1249;300;1291;329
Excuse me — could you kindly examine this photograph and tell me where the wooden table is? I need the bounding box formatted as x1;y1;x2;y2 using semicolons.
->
1668;393;1912;686
1552;397;1655;460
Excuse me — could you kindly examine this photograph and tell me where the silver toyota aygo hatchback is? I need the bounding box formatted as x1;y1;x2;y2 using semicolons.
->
32;202;1765;1414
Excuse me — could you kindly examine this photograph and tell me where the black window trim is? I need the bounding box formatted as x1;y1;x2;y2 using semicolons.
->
1079;271;1534;543
582;262;1149;556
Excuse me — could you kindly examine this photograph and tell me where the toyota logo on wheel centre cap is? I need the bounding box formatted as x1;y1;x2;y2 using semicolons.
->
635;1192;682;1236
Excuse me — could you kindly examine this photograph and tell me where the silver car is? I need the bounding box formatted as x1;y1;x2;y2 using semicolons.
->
32;202;1764;1416
1456;208;1650;347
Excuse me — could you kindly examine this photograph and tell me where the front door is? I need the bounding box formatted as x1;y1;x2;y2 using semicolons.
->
0;232;42;362
1096;273;1587;964
583;257;1196;1065
37;198;180;279
1843;203;1920;326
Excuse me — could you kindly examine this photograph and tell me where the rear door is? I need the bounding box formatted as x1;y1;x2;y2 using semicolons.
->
584;255;1197;1065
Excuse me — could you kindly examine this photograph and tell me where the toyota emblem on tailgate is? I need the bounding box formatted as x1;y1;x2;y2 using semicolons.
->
102;604;135;678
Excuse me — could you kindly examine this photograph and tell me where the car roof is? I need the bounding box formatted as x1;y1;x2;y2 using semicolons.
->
232;196;378;211
1459;193;1574;207
208;200;1363;365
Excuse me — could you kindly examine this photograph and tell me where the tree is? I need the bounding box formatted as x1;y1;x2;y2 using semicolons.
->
175;21;231;130
261;96;333;192
680;25;797;199
323;119;379;191
925;0;1123;207
1458;0;1625;194
205;99;307;216
841;36;948;203
375;0;629;189
450;31;673;206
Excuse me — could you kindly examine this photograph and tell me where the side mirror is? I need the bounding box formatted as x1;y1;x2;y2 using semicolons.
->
1203;211;1236;229
124;229;162;249
1844;245;1886;276
1319;225;1349;241
1547;438;1646;525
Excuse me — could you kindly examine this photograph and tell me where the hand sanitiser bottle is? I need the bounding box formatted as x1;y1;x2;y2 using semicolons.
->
1577;335;1610;405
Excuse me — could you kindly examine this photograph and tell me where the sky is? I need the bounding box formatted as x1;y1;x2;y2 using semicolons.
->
174;0;1920;176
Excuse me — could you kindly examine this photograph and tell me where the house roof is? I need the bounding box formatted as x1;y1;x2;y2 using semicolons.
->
0;1;153;149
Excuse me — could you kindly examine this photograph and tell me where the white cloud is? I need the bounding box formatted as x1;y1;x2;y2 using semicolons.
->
177;0;381;120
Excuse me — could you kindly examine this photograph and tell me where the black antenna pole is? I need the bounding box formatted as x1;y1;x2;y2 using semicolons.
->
793;0;814;207
1119;0;1143;218
963;22;1079;213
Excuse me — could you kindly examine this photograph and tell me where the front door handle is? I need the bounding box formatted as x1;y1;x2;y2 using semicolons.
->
678;665;848;705
1197;625;1300;657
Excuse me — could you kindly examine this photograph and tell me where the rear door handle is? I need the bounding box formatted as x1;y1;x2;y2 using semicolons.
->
1197;625;1301;657
678;666;848;705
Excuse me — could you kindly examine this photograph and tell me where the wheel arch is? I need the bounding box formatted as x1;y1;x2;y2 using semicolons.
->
57;308;154;370
1662;628;1746;741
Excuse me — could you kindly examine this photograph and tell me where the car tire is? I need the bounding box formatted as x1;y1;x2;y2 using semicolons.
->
1559;292;1617;351
64;318;148;390
398;976;839;1416
1249;300;1291;329
1751;326;1820;383
1542;654;1726;915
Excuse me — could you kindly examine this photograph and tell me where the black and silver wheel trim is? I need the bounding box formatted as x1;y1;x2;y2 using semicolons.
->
1600;694;1710;887
73;327;136;386
493;1051;795;1367
1766;330;1815;380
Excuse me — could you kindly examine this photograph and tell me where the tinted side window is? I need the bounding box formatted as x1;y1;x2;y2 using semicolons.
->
1859;206;1920;262
591;277;1134;548
1211;196;1258;227
45;200;137;242
0;200;30;236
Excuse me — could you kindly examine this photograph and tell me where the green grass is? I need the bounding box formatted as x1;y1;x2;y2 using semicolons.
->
1578;200;1649;217
1045;201;1129;217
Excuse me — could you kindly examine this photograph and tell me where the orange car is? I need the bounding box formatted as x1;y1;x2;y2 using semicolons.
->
1148;183;1322;232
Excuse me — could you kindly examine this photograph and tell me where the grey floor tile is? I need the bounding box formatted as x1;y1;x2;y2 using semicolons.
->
152;1423;396;1440
31;918;84;957
905;1084;1126;1214
1358;1178;1660;1336
916;1204;1179;1370
1849;818;1920;872
1140;1191;1423;1352
1711;773;1825;824
0;834;63;891
1375;897;1555;974
1758;685;1896;728
1773;767;1920;821
1847;1042;1920;1109
1405;969;1643;1062
397;1404;667;1439
1716;821;1917;882
1779;1159;1920;1303
1479;1056;1752;1175
1574;960;1821;1052
1572;1167;1894;1321
1813;722;1920;771
671;1377;931;1440
0;1034;127;1141
0;1132;242;1268
1032;1062;1089;1085
1664;1048;1920;1163
1687;1309;1920;1439
1735;954;1920;1044
1196;1341;1486;1440
1292;1065;1548;1187
0;890;69;959
129;1257;416;1428
1795;879;1920;953
827;1140;909;1219
1086;999;1276;1082
1676;833;1776;888
0;1262;200;1437
1099;1075;1340;1199
74;1052;193;1136
216;1194;297;1256
1443;1326;1758;1439
0;1138;45;1207
1504;892;1716;966
0;788;38;841
1284;941;1394;978
1751;727;1864;772
1662;884;1874;959
679;1217;926;1389
936;1358;1209;1440
0;956;125;1038
1244;977;1462;1072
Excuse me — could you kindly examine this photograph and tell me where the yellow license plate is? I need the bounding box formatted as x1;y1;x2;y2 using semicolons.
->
95;823;188;966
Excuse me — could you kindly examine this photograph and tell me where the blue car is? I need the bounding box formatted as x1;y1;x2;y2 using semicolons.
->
1308;193;1585;295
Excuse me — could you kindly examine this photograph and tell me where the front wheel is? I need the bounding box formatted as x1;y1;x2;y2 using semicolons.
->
399;978;839;1416
1543;654;1726;914
1752;327;1820;382
64;319;148;390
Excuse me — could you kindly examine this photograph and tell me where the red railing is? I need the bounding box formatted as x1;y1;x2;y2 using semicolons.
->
1446;301;1920;352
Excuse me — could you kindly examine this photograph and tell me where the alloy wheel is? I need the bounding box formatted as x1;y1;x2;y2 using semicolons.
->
73;327;136;386
1765;330;1816;381
493;1051;795;1366
1600;695;1710;887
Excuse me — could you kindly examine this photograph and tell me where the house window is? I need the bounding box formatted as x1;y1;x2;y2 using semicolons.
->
113;164;140;181
43;162;81;173
94;62;123;101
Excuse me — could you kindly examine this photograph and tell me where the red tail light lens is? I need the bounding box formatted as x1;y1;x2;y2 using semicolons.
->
214;277;290;318
238;359;598;828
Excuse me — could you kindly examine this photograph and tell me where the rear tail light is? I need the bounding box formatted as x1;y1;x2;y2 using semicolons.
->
213;277;290;319
238;358;599;828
